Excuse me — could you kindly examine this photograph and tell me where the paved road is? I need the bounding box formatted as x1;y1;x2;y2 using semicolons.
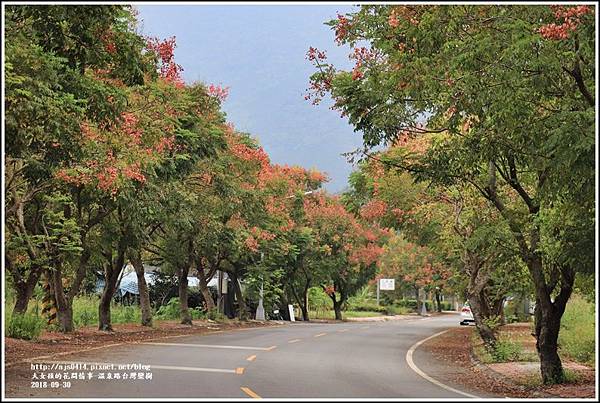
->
9;313;489;399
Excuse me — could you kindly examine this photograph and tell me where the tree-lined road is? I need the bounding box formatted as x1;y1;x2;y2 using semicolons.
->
10;314;492;399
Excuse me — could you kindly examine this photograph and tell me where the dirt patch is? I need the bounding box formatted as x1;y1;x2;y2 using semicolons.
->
421;325;596;398
5;319;281;367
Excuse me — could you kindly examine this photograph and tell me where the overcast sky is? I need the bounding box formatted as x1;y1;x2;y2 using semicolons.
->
136;4;363;193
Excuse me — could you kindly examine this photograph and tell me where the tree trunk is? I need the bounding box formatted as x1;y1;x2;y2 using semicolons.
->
333;300;343;320
529;258;573;384
196;262;215;312
98;246;126;331
98;281;116;331
7;257;42;315
535;306;564;384
469;291;497;350
301;283;310;321
178;263;192;325
231;273;248;320
12;275;38;314
130;252;152;327
414;286;421;313
50;264;75;333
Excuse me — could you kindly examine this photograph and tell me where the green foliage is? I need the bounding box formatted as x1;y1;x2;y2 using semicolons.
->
308;287;333;312
207;308;226;322
154;297;206;321
559;295;595;365
491;340;524;363
482;315;502;333
7;312;44;340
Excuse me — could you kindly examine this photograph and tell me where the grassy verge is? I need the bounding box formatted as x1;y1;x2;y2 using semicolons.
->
471;294;595;367
5;295;228;339
558;294;595;366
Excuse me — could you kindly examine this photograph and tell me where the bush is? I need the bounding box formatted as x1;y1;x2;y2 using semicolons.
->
7;312;44;340
395;299;434;312
155;297;181;320
346;300;386;313
154;297;207;321
308;287;332;314
491;340;523;362
113;305;141;324
207;308;226;322
559;295;595;365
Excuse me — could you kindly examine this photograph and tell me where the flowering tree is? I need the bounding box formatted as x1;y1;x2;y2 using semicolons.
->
303;193;387;320
308;4;594;383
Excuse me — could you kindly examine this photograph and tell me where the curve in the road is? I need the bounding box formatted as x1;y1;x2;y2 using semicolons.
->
405;329;479;399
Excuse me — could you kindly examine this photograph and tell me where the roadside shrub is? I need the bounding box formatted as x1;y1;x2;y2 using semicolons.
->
482;315;502;333
491;340;523;362
7;312;44;340
346;300;386;313
308;287;332;315
75;309;96;327
155;297;181;320
207;308;226;322
113;305;141;324
395;299;434;312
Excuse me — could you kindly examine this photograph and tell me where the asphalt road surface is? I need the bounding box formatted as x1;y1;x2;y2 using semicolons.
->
9;313;492;399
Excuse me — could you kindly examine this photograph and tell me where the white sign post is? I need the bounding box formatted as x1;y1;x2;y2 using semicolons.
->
288;304;296;322
377;279;395;305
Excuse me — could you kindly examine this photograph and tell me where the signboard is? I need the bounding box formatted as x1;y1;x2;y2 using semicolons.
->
288;304;296;322
379;278;395;291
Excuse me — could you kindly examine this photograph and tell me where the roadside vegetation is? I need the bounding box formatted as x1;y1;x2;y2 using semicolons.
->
472;294;595;368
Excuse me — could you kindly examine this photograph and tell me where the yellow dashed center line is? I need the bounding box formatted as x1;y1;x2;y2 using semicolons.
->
337;329;349;333
241;386;261;399
246;355;257;362
235;367;245;374
288;339;301;344
314;333;327;338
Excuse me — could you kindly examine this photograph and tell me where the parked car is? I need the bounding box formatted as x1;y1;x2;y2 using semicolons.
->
460;302;475;326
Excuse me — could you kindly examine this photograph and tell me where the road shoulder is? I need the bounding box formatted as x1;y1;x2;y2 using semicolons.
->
418;325;596;398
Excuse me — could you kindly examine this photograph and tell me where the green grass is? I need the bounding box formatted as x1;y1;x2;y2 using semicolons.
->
519;368;582;388
559;294;595;366
6;312;44;340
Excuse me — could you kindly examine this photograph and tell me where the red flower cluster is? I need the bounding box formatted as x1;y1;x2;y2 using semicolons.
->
349;47;377;81
335;13;351;44
100;30;117;55
306;47;327;62
123;161;146;184
146;36;184;85
360;199;388;221
154;135;175;154
120;112;142;145
207;84;230;102
539;5;592;40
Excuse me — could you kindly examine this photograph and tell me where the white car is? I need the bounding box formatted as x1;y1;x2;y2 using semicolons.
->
460;302;475;325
